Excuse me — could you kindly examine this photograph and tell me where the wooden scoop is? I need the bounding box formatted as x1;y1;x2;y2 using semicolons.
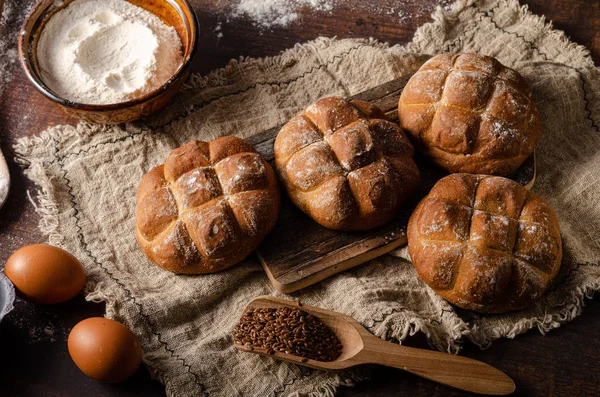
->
0;148;10;209
235;296;515;395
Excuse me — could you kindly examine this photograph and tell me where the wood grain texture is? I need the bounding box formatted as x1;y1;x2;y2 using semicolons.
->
0;1;599;397
254;74;535;293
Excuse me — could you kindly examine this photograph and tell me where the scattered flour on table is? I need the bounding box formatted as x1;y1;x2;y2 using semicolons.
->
232;0;333;28
0;1;33;98
7;299;71;344
215;21;224;40
350;0;456;24
37;0;183;105
228;0;456;29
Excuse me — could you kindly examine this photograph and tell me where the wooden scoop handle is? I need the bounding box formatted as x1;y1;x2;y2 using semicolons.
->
358;336;515;395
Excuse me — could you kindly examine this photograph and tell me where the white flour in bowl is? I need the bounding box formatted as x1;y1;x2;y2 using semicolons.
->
36;0;183;105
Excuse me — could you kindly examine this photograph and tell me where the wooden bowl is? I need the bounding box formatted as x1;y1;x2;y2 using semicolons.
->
18;0;198;124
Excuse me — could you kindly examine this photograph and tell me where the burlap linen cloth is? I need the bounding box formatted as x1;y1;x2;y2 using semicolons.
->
13;0;600;395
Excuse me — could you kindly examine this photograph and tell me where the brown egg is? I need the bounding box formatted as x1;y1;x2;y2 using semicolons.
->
68;317;142;382
4;244;86;304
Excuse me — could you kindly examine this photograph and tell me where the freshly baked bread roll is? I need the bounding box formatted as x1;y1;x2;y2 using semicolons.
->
399;53;540;176
136;136;280;274
274;97;420;231
407;174;562;313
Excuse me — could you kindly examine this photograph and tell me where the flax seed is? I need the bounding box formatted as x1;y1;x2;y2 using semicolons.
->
232;306;342;362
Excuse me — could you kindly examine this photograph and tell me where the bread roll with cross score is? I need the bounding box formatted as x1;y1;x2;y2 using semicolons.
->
135;136;280;274
408;173;562;313
399;53;541;176
274;96;421;231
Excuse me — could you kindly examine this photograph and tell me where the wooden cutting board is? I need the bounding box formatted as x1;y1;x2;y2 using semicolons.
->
247;74;536;293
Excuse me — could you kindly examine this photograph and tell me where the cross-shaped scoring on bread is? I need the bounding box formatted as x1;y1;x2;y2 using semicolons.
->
135;136;280;274
399;53;541;176
408;173;562;313
274;97;421;231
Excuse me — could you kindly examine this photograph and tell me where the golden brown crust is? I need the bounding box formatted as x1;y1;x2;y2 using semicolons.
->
399;53;541;176
135;137;280;274
407;174;562;313
274;97;420;231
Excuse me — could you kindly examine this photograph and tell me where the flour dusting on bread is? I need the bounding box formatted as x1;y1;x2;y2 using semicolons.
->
275;96;420;231
399;53;540;176
135;137;280;274
408;173;562;313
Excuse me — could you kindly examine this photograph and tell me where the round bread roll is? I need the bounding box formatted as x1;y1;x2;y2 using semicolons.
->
407;173;562;313
274;96;420;231
136;136;280;274
399;53;541;176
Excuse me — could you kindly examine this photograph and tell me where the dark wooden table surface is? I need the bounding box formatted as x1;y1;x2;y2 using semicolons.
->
1;1;599;396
